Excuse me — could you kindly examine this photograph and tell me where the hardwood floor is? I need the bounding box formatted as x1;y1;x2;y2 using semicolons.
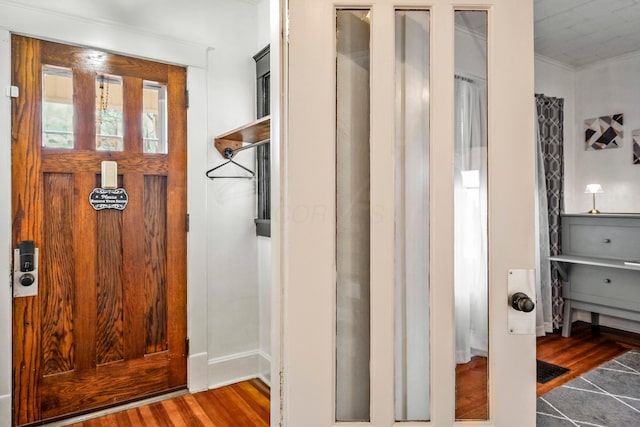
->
536;321;640;396
455;356;488;420
57;324;640;425
455;320;640;419
63;379;270;427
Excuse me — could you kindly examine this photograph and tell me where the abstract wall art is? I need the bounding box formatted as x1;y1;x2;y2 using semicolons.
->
584;113;623;150
633;129;640;164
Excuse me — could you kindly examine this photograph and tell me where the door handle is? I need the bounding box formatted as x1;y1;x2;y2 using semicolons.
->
511;292;535;313
13;240;39;297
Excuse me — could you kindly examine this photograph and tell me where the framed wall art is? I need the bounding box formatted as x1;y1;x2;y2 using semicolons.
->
585;113;623;150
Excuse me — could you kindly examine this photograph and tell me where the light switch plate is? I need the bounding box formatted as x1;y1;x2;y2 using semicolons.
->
507;269;536;335
101;161;118;189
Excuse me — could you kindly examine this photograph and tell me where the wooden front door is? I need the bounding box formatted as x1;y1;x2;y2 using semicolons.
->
11;36;187;426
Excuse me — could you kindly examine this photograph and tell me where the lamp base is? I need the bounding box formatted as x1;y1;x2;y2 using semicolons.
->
588;208;600;214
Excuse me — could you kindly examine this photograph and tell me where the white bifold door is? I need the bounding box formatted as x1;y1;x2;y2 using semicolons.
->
281;0;537;425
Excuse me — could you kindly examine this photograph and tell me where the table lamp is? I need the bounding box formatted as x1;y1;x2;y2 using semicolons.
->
584;184;603;214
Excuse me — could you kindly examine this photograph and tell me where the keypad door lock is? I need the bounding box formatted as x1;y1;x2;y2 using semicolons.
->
13;240;39;298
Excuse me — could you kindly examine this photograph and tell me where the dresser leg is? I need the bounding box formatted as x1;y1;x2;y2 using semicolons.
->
591;312;600;334
561;300;572;337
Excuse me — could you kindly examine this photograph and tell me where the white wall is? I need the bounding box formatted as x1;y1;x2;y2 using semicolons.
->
204;3;261;386
538;50;640;214
0;1;268;423
257;0;270;52
571;53;640;213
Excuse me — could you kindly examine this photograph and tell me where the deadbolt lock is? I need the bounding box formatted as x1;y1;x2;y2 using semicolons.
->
13;240;39;298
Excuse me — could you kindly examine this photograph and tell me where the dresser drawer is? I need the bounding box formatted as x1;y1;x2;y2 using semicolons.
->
562;217;640;260
564;265;640;311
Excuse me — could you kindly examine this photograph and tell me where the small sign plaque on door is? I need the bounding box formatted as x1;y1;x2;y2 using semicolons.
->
89;188;129;211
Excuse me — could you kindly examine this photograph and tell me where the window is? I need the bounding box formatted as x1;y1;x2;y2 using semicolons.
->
143;81;168;154
95;73;124;151
254;45;270;237
42;66;74;149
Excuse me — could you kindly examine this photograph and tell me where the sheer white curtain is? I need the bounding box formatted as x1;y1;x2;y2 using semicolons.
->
454;76;488;364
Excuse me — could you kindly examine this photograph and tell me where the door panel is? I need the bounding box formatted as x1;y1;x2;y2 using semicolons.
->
283;1;536;425
12;36;187;425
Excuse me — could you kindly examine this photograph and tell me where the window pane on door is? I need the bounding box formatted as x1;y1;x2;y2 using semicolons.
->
336;8;371;422
454;9;489;421
42;66;74;149
96;74;124;151
394;9;431;422
143;81;167;154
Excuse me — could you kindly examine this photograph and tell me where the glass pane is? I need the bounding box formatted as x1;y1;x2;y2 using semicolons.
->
96;74;124;151
143;81;167;154
454;10;489;421
336;8;371;422
394;9;430;422
42;66;74;149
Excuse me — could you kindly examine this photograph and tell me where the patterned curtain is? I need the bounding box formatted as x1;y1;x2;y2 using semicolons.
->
535;94;564;330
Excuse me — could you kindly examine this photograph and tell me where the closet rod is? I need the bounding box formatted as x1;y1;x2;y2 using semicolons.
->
222;138;270;159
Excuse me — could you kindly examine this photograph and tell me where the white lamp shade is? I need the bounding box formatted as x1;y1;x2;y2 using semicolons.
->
584;184;603;194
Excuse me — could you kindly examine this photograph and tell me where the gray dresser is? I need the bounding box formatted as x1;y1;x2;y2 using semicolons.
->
550;214;640;337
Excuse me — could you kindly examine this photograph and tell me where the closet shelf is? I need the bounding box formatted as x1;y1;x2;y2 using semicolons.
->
214;115;270;157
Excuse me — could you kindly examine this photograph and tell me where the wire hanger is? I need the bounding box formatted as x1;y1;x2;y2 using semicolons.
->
205;138;269;180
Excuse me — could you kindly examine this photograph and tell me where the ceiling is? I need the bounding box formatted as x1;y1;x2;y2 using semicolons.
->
535;0;640;68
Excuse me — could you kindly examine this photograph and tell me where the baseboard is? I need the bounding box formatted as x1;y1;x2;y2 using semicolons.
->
188;352;209;393
0;393;11;427
574;310;640;334
208;350;261;389
258;350;271;387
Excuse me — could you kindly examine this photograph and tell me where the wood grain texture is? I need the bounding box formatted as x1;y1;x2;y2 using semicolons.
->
96;208;124;365
73;173;98;371
41;354;173;419
40;40;168;83
123;174;147;359
74;69;97;151
42;151;168;174
12;35;44;425
13;35;188;425
124;76;143;153
63;380;270;427
166;65;188;386
214;116;271;157
42;173;76;376
144;175;168;354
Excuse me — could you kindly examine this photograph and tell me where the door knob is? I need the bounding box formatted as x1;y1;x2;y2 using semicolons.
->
511;292;535;312
20;273;35;287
